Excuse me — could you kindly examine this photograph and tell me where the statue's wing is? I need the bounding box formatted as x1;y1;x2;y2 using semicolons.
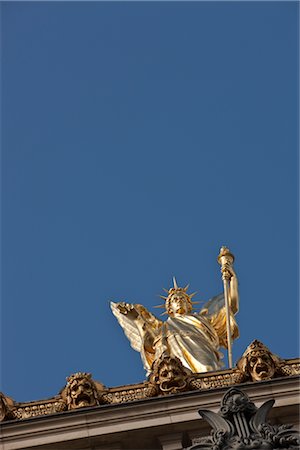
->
110;302;162;372
201;293;225;316
134;304;163;330
200;293;239;348
110;302;143;352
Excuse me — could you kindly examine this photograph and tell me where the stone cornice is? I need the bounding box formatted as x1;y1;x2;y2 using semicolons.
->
1;376;299;450
1;357;299;423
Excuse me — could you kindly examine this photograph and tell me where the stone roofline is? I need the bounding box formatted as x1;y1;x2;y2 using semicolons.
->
1;376;299;450
0;340;299;422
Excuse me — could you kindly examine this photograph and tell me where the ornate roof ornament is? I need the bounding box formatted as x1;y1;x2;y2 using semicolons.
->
0;392;15;421
0;349;298;421
149;352;194;395
190;388;300;449
62;372;105;410
237;340;284;382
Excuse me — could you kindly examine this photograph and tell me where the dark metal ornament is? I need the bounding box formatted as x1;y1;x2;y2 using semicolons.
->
189;388;299;450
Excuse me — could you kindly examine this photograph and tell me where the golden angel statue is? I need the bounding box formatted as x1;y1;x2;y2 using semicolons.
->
111;249;239;375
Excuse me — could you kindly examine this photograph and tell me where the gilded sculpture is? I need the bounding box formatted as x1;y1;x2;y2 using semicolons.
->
0;347;298;422
111;248;239;375
1;249;299;423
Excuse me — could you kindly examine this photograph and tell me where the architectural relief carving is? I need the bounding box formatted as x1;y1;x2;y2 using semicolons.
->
189;388;300;449
11;399;67;420
278;362;300;377
0;344;298;422
189;370;245;391
102;383;157;404
149;354;193;395
62;372;104;410
0;392;15;421
237;340;298;382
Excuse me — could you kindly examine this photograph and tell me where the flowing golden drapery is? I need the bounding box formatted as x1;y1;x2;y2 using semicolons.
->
111;279;239;375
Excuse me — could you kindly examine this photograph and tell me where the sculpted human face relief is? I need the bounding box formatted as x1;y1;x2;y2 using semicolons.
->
248;352;275;381
157;361;187;393
68;378;97;409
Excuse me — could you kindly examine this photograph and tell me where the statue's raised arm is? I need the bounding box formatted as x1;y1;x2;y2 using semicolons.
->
110;301;162;373
200;263;239;349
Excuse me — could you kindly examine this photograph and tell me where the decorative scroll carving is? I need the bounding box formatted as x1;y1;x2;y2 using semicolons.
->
102;383;157;404
189;388;300;449
279;362;300;377
11;399;67;420
190;370;245;391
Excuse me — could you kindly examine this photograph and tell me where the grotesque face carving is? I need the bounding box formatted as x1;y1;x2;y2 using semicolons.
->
238;341;280;382
0;392;14;421
0;393;8;421
247;351;275;381
65;373;99;410
152;355;190;394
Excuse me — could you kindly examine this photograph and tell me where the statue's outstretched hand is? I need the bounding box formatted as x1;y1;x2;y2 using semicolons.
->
117;302;139;320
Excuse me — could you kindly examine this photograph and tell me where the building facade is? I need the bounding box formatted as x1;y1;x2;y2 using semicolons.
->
0;340;299;450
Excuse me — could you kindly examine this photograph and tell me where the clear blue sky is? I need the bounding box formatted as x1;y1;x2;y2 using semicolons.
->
1;2;299;403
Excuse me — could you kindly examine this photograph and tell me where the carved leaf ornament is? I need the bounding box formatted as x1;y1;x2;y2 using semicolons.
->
190;388;300;450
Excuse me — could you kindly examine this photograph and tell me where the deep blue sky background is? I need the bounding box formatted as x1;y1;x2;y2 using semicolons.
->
1;2;299;402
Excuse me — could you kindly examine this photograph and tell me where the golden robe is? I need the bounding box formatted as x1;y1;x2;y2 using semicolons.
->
111;293;239;375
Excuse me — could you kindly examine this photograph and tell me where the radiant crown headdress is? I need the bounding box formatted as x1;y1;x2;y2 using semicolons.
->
155;277;200;314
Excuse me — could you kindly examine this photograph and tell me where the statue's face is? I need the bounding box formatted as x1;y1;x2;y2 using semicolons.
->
67;377;98;409
248;352;275;381
168;294;190;315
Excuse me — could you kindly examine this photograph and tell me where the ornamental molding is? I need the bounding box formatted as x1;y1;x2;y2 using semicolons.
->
1;341;299;422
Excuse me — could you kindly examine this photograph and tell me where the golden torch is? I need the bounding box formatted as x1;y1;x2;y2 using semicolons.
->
217;246;235;369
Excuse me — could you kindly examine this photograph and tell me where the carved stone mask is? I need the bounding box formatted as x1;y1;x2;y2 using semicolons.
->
247;351;276;381
152;356;189;394
0;393;9;421
66;373;99;409
0;392;15;421
238;340;281;382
